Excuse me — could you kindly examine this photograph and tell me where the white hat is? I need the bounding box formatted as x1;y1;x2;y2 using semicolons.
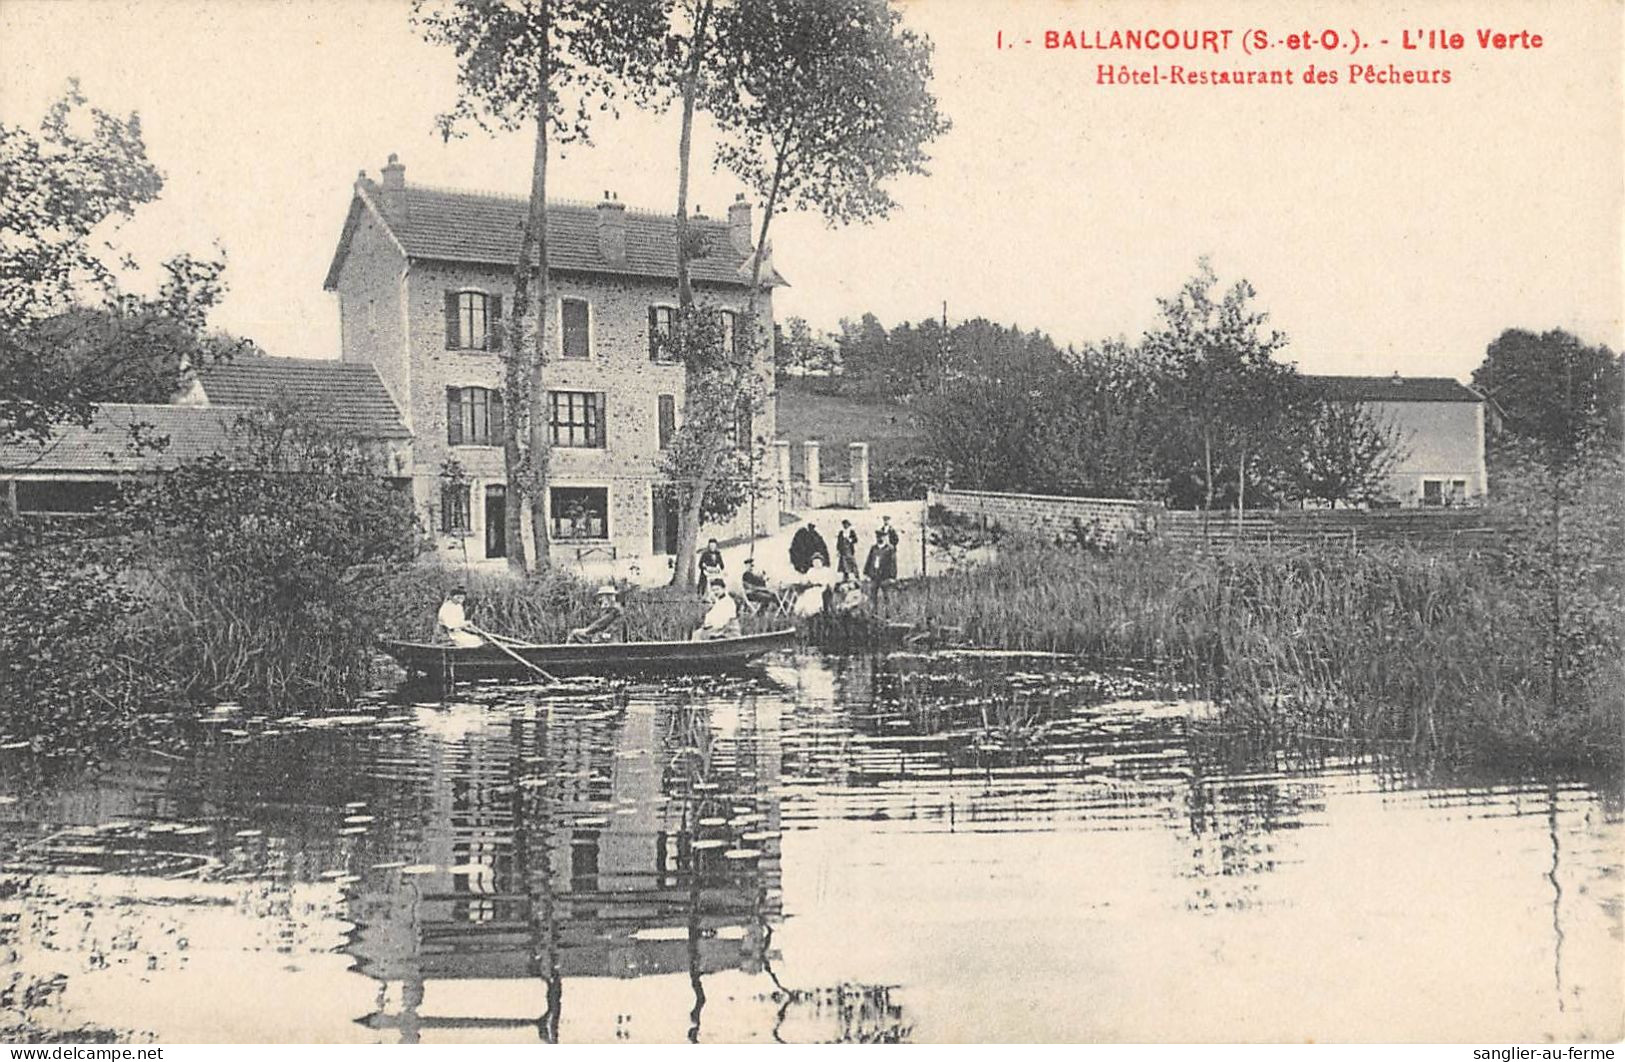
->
595;584;619;597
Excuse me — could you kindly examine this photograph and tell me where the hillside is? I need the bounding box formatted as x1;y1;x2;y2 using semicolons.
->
773;377;926;492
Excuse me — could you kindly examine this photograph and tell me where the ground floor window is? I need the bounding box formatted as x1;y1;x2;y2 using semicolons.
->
484;484;507;558
550;486;608;540
1421;478;1469;507
14;480;120;514
440;483;471;533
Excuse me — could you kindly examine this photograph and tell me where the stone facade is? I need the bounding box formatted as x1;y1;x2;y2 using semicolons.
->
327;166;780;567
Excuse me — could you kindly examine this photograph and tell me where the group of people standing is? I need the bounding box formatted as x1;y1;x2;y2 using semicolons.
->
790;516;901;587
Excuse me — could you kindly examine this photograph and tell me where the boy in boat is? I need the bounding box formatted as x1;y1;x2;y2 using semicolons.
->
692;579;742;641
567;584;625;643
437;587;483;647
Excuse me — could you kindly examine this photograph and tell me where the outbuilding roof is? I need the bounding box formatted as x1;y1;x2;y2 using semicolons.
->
197;356;410;439
325;180;779;290
0;404;244;474
1304;374;1482;403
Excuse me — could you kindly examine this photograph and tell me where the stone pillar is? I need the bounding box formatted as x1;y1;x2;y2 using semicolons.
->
774;439;792;497
802;440;821;488
848;441;870;508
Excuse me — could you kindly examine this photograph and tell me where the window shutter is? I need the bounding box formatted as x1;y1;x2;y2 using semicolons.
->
446;388;462;446
648;306;659;361
445;291;460;348
594;392;607;448
490;390;505;444
487;294;503;351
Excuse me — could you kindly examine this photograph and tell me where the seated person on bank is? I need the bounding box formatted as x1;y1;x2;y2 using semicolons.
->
740;557;777;610
832;576;867;614
567;584;626;644
437;587;484;648
692;580;742;641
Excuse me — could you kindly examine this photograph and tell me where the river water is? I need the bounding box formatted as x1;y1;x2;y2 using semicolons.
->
1;651;1620;1043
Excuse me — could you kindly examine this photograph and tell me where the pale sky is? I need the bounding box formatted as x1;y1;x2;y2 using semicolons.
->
2;0;1620;381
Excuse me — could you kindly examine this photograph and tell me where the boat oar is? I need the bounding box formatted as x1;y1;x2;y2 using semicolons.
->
465;624;561;684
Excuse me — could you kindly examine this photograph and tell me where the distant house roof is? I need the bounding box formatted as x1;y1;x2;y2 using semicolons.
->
0;404;244;474
324;180;781;290
197;356;411;438
1304;374;1482;403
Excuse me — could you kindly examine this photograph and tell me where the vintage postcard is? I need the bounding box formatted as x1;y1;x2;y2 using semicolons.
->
0;0;1620;1049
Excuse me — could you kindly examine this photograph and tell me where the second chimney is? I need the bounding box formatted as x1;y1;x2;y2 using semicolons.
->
597;191;627;264
380;153;407;224
728;193;753;256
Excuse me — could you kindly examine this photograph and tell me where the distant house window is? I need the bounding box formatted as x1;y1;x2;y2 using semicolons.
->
446;387;503;446
549;391;605;448
550;486;608;541
1420;479;1469;507
561;298;591;359
445;290;501;351
658;394;676;450
440;483;471;533
649;304;676;362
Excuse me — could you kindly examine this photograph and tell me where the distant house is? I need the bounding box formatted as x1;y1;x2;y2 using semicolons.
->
1305;374;1487;507
323;154;784;566
0;358;411;517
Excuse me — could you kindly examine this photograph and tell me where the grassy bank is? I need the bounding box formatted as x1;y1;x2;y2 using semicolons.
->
882;537;1622;766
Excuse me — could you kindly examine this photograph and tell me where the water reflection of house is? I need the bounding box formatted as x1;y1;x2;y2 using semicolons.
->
350;695;783;1041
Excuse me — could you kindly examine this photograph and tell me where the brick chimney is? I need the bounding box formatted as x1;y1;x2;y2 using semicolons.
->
380;153;406;224
597;190;627;264
728;193;753;256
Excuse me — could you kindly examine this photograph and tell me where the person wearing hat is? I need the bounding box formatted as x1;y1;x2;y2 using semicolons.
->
437;587;484;647
568;584;626;643
835;519;859;578
740;556;776;611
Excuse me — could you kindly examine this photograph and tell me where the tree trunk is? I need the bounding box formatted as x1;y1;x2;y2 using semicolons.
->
525;10;553;569
1236;447;1247;533
674;148;786;588
668;1;714;590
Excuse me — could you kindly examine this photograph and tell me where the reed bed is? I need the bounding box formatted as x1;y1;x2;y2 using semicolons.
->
882;537;1621;765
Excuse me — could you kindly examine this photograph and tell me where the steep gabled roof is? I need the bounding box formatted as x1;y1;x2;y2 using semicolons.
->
1304;374;1482;403
325;181;781;290
197;356;411;438
0;404;244;474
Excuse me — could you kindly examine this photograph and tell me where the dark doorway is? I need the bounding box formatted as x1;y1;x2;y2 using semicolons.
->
485;484;507;559
651;490;679;555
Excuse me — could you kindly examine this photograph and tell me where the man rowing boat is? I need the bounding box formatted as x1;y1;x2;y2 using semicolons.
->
437;587;483;647
567;585;626;644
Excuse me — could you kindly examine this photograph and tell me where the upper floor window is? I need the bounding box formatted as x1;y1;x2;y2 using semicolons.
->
561;297;591;359
445;290;501;351
549;391;605;448
719;310;738;357
657;394;676;450
649;304;676;362
447;387;503;446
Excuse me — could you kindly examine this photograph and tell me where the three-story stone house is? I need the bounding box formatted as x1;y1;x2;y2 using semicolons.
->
324;155;779;566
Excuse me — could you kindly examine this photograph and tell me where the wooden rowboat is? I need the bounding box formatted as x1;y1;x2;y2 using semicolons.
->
381;628;798;682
